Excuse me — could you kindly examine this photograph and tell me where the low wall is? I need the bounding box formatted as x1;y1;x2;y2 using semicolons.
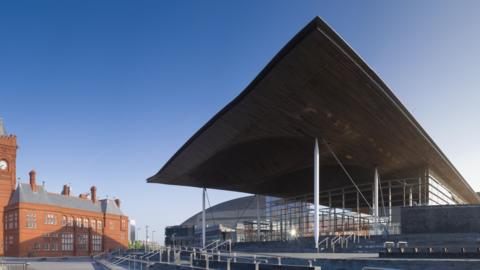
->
151;258;480;270
401;205;480;234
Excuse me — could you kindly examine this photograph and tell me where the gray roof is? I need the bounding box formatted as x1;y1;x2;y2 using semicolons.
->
0;118;6;136
10;183;124;216
181;195;266;228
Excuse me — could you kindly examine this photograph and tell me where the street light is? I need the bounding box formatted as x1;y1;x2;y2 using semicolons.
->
152;230;156;249
145;225;149;253
136;227;141;250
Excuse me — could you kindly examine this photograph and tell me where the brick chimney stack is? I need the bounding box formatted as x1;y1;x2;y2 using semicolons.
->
91;186;97;203
61;184;71;196
114;198;121;208
29;170;37;192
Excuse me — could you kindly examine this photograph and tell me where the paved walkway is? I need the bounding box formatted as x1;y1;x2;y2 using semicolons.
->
1;257;108;270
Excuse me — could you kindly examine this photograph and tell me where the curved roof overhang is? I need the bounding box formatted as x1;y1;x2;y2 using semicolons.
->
147;17;479;204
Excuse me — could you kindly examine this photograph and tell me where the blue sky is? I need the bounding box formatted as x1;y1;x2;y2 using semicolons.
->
1;1;480;242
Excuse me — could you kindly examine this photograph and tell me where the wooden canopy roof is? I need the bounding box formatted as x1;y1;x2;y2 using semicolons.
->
147;17;479;204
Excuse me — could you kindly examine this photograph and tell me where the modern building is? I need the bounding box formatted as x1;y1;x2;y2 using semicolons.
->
129;220;136;242
0;118;129;257
149;17;480;248
165;195;266;246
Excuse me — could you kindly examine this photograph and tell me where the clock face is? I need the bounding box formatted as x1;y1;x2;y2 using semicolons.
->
0;160;7;171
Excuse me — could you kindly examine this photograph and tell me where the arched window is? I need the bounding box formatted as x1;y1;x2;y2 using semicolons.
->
84;218;89;228
91;219;96;230
97;220;102;230
76;217;81;227
61;216;67;226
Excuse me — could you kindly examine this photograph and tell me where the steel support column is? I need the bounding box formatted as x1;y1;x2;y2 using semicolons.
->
373;168;379;230
356;191;360;232
256;194;261;241
202;188;206;249
409;186;413;206
342;189;345;232
388;181;392;224
418;177;422;205
314;138;320;249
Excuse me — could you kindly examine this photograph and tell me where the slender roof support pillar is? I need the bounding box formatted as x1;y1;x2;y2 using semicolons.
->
418;177;422;205
342;189;345;232
356;191;360;232
388;181;392;224
256;194;261;241
373;167;379;232
314;138;320;249
202;188;206;249
409;186;413;206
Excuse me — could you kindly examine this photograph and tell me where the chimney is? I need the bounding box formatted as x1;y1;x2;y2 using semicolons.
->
90;186;97;203
29;170;37;192
62;184;71;196
114;198;121;208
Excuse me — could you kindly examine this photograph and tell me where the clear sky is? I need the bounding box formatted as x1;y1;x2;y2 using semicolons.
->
1;1;480;243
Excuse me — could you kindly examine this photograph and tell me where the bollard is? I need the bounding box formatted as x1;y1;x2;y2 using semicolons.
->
253;255;257;264
461;248;466;254
308;260;312;267
428;247;433;253
233;252;237;263
443;247;448;254
277;257;281;265
414;247;419;253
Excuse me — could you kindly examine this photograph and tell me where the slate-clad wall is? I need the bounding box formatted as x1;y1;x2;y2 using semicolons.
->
401;205;480;234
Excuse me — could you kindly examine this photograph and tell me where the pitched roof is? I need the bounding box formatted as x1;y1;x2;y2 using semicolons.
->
10;183;124;216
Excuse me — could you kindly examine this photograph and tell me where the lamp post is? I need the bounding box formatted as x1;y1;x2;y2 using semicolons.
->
145;225;149;253
152;230;156;249
136;227;141;250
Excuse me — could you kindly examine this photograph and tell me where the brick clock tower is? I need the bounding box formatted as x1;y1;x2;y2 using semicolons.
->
0;119;17;255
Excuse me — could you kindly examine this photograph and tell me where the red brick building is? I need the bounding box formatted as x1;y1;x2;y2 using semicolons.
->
0;118;128;257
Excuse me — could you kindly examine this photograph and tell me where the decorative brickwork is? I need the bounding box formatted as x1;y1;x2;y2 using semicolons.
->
0;121;128;257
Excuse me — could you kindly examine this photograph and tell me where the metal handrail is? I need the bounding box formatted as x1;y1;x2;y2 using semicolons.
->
203;240;220;250
144;249;161;260
112;254;134;265
343;233;355;248
331;235;342;253
318;237;330;250
215;239;232;252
